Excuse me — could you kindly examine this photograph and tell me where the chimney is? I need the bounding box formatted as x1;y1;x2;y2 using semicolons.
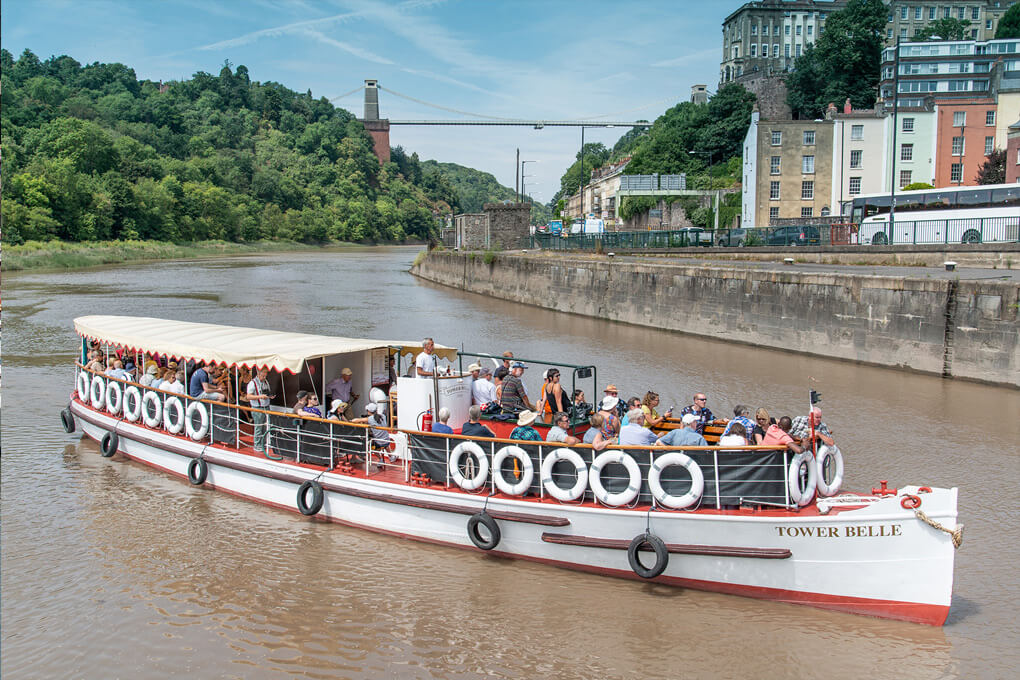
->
825;103;837;120
843;98;852;114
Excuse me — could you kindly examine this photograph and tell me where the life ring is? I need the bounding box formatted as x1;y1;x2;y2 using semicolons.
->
297;480;324;516
815;445;844;497
918;486;933;494
105;380;123;416
185;401;209;441
788;452;817;506
901;494;922;509
90;375;106;410
627;533;669;579
449;441;489;492
540;447;589;502
492;445;534;496
77;371;90;401
188;458;208;485
589;450;641;507
100;431;119;457
163;396;185;434
123;386;143;423
60;408;76;433
141;390;163;428
467;512;501;550
648;451;705;509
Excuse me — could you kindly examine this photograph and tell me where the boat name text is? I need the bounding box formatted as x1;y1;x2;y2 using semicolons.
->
775;524;902;538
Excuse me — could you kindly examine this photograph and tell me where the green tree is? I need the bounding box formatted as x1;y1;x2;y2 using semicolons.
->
914;18;971;41
786;0;886;119
996;4;1020;38
975;149;1005;185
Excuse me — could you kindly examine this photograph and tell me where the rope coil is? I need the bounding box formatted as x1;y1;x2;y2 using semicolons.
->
915;509;964;549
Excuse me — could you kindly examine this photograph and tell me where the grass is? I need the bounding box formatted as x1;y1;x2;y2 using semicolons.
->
2;239;339;272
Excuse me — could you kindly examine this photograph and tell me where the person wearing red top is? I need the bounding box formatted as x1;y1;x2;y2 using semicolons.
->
762;416;804;453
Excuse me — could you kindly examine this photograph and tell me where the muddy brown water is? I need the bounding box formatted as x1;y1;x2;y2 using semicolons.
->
2;247;1018;679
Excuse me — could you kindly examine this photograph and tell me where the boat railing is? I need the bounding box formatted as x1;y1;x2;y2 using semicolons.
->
74;364;807;510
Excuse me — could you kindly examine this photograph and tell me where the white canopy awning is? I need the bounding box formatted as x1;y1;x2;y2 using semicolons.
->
75;315;457;374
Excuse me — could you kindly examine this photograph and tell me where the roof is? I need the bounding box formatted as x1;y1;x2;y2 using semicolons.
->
74;315;457;374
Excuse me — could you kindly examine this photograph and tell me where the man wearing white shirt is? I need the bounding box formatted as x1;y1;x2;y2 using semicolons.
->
415;337;437;378
246;367;272;453
472;366;497;405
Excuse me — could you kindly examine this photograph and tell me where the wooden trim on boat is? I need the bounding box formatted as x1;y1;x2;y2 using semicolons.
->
540;532;792;559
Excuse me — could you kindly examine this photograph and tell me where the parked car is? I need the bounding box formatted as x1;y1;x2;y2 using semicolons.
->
716;228;749;247
675;227;713;247
766;226;821;246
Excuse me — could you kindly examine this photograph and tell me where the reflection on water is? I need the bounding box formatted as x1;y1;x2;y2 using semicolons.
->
2;247;1017;679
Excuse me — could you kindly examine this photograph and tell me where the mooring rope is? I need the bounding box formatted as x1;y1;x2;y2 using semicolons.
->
915;510;964;549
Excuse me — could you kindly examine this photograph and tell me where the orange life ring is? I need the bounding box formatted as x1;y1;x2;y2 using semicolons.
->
901;494;922;509
918;486;932;493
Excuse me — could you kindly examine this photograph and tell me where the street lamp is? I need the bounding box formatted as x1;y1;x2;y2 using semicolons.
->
688;149;716;165
580;124;614;224
521;160;538;204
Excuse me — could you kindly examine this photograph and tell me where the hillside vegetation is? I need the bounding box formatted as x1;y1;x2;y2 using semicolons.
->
421;159;551;224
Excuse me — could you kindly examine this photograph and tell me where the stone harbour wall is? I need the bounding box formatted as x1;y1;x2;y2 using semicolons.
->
412;251;1020;388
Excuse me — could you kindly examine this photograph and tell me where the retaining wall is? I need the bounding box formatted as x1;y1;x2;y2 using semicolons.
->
412;251;1020;388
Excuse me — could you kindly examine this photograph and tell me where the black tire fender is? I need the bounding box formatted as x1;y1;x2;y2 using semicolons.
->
188;458;208;485
467;511;501;550
100;431;119;457
627;532;669;579
61;408;75;434
297;480;324;516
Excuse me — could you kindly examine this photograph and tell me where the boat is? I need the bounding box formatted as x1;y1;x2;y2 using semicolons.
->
63;315;963;625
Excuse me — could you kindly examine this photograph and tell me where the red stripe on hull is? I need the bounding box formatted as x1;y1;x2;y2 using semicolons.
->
78;427;949;626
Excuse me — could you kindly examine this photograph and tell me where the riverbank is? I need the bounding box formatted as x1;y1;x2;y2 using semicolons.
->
411;249;1020;388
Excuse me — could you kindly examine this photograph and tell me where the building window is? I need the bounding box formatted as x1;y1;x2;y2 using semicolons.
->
901;143;913;161
762;44;769;57
851;124;864;140
950;163;963;183
952;136;965;155
915;7;922;19
900;27;908;38
887;28;893;39
770;156;781;174
751;24;758;35
770;181;781;200
802;155;815;173
770;206;780;220
801;207;814;217
785;44;791;57
929;7;936;20
850;149;863;168
900;6;908;19
796;25;802;36
986;110;995;126
902;117;915;132
771;130;782;145
985;136;994;155
801;180;814;199
795;44;802;57
774;43;780;57
803;130;815;145
849;177;861;194
953;111;966;126
987;19;993;29
785;25;791;35
807;24;813;35
751;44;757;57
972;7;980;20
957;7;965;20
763;25;769;36
943;7;951;18
899;170;912;188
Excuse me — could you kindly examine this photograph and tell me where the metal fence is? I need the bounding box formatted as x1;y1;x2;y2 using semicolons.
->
618;174;687;191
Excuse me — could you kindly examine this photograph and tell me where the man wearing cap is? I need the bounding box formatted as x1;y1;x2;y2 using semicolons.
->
326;367;359;416
247;367;272;453
656;413;708;447
415;338;437;378
603;384;626;419
510;410;542;441
499;361;536;415
471;365;497;406
353;402;390;449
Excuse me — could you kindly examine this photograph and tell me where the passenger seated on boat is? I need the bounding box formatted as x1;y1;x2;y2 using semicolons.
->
106;359;130;381
292;390;312;416
656;413;708;447
461;405;495;438
570;389;593;421
190;362;225;402
432;407;454;434
619;409;659;446
602;384;626;419
84;350;105;372
302;394;323;417
717;422;748;448
582;413;603;444
164;371;185;395
140;363;159;387
593;397;621;451
679;393;715;435
509;410;543;441
500;362;536;414
620;397;641;426
789;407;834;452
471;366;497;406
415;337;437;378
546;411;580;445
640;392;672;429
537;368;568;416
722;405;755;440
762;416;803;453
353;403;390;449
327;400;349;421
752;407;773;444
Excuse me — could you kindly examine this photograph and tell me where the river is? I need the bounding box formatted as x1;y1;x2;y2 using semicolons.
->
2;246;1017;679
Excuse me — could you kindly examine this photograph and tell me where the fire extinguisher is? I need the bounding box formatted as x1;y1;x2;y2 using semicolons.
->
421;408;433;432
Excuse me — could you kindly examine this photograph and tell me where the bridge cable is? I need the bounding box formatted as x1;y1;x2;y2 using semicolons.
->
379;86;529;121
329;85;367;102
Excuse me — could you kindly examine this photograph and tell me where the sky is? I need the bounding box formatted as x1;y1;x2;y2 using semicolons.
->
3;0;726;203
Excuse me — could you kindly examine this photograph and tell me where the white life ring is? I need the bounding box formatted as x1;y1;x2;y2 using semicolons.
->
449;441;489;491
815;445;844;497
492;445;534;496
648;451;705;509
141;390;163;428
541;448;589;502
105;380;123;415
90;375;106;410
77;371;90;401
788;451;818;506
163;396;185;435
185;400;210;441
589;449;642;507
123;386;143;422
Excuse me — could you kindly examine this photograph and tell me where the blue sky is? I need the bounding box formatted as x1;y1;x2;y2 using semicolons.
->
4;0;726;202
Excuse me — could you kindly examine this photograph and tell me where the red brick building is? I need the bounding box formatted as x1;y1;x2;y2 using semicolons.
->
934;98;1000;186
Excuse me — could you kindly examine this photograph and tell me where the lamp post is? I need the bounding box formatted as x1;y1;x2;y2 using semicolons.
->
889;36;901;241
521;160;538;204
688;149;716;165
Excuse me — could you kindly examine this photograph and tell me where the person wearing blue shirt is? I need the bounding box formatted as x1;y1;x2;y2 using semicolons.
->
432;407;454;434
618;410;659;446
722;405;755;439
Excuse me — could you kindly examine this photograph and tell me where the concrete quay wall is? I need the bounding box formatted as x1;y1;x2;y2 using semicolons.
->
412;252;1020;388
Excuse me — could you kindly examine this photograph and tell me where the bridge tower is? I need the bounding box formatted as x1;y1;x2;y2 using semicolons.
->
360;79;390;164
